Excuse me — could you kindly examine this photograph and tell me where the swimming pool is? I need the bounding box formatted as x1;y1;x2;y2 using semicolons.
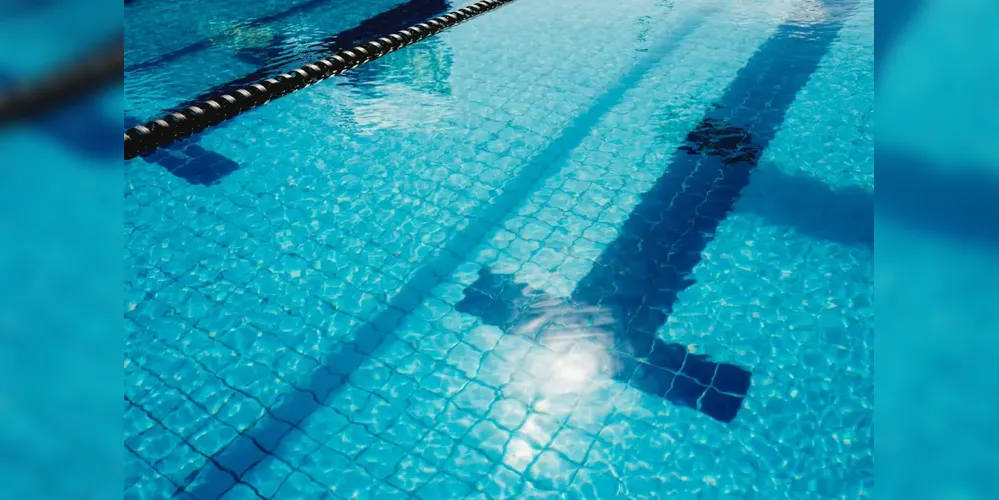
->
124;0;874;497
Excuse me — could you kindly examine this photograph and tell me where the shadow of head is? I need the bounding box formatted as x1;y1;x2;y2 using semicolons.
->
678;117;764;165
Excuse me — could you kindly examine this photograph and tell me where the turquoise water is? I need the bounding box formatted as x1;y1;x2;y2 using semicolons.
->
124;0;874;498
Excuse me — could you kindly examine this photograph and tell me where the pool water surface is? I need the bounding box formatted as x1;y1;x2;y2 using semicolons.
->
124;0;874;497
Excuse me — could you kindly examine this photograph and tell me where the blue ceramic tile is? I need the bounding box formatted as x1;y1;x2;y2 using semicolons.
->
414;473;472;499
126;0;874;497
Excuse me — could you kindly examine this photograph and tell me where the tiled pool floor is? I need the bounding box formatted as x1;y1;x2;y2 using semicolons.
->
125;0;874;498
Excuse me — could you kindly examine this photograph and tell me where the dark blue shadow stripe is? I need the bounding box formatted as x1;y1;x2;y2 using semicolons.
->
174;12;711;499
743;166;873;248
35;100;120;160
461;0;860;423
877;147;999;249
125;115;240;185
586;146;999;255
1;0;53;15
1;72;119;160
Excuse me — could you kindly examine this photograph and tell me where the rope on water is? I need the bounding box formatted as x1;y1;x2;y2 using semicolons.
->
124;0;519;160
0;34;122;126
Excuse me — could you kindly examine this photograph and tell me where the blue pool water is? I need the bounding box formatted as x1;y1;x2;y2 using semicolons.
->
124;0;874;498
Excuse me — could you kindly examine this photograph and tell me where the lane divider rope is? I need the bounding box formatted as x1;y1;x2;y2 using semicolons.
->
0;34;123;126
124;0;518;160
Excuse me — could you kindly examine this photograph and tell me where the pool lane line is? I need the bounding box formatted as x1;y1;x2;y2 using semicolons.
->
876;149;999;250
740;165;873;248
127;0;450;185
459;0;862;424
153;0;450;118
126;0;380;74
0;35;121;161
0;32;122;127
124;0;518;161
174;12;712;499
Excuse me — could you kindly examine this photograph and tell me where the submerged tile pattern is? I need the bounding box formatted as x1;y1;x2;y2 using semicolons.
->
125;0;874;498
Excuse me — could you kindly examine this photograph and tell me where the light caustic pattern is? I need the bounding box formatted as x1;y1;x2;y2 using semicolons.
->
124;0;873;498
